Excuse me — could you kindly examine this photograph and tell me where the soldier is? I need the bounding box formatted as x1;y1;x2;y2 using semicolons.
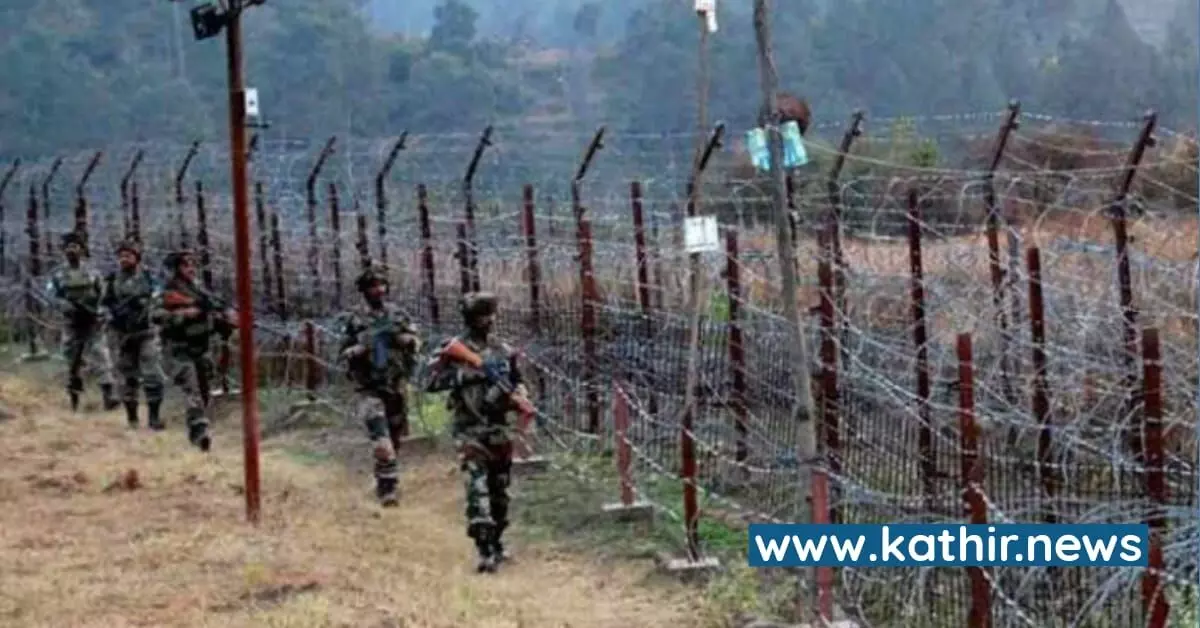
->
102;239;166;430
153;248;236;451
425;292;528;573
46;231;119;412
338;264;422;507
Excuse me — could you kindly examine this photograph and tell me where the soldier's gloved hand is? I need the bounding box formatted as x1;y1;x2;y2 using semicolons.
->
97;307;112;325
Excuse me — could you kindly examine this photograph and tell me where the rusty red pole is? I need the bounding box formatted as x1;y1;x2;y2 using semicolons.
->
1026;247;1057;523
957;333;990;628
907;189;935;513
1141;328;1169;628
219;1;261;524
817;226;841;523
630;181;651;318
612;384;636;507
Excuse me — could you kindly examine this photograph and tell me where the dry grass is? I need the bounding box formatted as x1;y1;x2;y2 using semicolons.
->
0;373;712;628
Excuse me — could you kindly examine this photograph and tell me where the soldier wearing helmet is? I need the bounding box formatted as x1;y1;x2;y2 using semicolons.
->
46;230;118;411
425;291;529;573
338;262;421;507
102;239;166;429
152;248;236;451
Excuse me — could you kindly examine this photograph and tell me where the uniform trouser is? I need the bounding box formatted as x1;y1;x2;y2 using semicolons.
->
61;323;115;395
354;390;409;490
167;348;213;437
114;330;165;404
458;431;513;543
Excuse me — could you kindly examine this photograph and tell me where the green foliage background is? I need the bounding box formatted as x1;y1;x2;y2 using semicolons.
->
0;0;1195;157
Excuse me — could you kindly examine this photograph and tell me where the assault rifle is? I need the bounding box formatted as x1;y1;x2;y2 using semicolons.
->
432;338;535;417
162;285;237;391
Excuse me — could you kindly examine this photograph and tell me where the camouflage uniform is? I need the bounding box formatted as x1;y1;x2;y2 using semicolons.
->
338;265;421;507
425;292;527;573
103;239;166;429
46;231;118;411
153;249;233;451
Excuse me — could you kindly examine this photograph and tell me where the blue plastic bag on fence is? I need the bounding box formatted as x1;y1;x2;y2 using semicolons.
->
745;121;808;172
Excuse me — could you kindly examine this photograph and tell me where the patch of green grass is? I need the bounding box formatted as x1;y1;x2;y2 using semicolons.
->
513;451;799;625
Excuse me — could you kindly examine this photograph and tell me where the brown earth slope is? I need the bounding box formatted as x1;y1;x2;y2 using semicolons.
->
0;372;707;628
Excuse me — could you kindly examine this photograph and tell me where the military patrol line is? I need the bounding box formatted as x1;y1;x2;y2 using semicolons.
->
48;229;534;574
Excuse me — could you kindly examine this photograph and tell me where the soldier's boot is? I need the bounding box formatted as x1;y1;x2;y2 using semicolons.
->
186;410;211;452
373;436;400;507
68;376;83;412
492;523;511;564
100;384;121;411
375;477;399;508
147;401;164;431
124;401;139;428
471;525;497;574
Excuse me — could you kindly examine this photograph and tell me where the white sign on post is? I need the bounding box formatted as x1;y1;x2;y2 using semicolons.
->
693;0;718;32
683;215;720;253
245;87;260;118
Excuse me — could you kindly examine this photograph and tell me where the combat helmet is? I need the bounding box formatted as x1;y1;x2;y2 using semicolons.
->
115;238;141;260
60;230;85;250
355;262;389;294
459;292;498;321
163;248;195;273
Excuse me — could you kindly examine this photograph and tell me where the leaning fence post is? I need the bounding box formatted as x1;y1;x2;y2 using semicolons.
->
1110;112;1156;454
119;151;142;240
522;184;541;336
573;127;604;435
374;132;407;286
456;222;470;295
0;159;21;278
601;383;654;521
984;101;1021;405
328;181;344;310
306;137;336;310
40;157;63;262
417;183;439;328
254;181;273;311
630;179;659;419
463;126;493;292
826;110;863;369
355;197;370;272
1026;247;1058;523
175;140;200;247
907;188;935;514
195;180;213;291
270;209;287;320
726;228;749;466
21;183;46;361
957;333;990;628
1140;327;1169;628
74;151;102;255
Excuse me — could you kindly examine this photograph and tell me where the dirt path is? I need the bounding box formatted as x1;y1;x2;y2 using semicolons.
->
0;374;709;628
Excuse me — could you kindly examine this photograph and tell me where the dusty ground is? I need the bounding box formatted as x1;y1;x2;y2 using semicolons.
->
0;372;711;628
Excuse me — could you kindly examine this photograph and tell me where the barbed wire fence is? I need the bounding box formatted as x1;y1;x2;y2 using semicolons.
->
0;106;1197;627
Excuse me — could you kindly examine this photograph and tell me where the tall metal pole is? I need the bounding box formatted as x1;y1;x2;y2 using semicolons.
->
224;0;261;525
753;0;816;462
